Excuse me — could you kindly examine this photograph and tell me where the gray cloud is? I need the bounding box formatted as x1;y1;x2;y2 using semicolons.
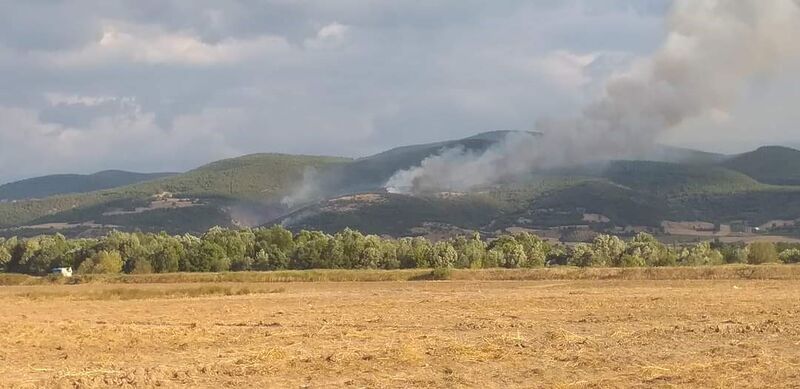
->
0;0;795;184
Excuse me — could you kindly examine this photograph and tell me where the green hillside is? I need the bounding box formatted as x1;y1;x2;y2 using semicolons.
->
282;192;504;235
0;154;349;230
722;146;800;185
602;161;766;196
2;133;800;238
0;170;177;201
316;131;539;195
132;153;350;199
278;155;800;235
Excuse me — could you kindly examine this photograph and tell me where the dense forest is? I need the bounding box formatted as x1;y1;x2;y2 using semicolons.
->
1;226;799;276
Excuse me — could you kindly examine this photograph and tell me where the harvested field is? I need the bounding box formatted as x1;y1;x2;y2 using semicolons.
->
1;279;800;388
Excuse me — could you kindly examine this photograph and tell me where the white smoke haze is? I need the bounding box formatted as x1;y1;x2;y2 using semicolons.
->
385;132;542;193
386;0;800;194
281;167;321;208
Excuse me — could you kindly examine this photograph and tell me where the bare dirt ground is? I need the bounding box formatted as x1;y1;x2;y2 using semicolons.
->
1;280;799;388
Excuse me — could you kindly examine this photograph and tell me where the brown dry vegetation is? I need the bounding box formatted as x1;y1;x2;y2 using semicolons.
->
2;276;800;388
3;265;800;286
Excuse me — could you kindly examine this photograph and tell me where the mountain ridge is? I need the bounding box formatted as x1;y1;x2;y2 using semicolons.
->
0;170;178;201
0;132;799;239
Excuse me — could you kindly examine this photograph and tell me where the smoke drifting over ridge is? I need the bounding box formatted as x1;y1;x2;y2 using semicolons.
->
386;0;800;194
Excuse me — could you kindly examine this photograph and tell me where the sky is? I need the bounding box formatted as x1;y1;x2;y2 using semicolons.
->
1;0;798;183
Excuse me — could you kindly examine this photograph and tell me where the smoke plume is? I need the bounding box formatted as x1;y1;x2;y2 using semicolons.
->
281;167;322;208
386;0;800;194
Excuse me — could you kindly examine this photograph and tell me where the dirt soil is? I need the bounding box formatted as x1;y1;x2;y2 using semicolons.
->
1;280;799;388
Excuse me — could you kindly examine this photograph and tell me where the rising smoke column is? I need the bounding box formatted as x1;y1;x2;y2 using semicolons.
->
386;0;800;194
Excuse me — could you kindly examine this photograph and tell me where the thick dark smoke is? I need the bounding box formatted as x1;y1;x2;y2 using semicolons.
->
386;0;800;194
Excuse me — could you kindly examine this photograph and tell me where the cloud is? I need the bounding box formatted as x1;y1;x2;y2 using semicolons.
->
305;22;350;49
0;0;794;184
37;21;291;67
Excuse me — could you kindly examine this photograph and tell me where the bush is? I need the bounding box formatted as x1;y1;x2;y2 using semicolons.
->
748;242;779;264
430;267;452;280
720;244;749;264
129;258;154;274
779;249;800;263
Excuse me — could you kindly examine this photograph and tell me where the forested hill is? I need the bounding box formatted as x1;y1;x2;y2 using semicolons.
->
722;146;800;186
1;132;800;239
0;154;351;234
0;170;177;201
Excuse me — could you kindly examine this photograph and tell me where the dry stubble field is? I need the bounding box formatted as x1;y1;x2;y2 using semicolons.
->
1;278;800;388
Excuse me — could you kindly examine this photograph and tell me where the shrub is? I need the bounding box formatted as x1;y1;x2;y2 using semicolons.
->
720;244;749;264
748;242;779;264
779;249;800;263
129;258;154;274
430;267;452;280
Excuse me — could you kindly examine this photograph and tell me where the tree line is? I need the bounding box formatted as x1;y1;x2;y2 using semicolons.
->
0;226;798;276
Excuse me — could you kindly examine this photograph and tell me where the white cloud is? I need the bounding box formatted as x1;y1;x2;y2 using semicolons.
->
39;21;291;67
304;22;349;49
0;103;241;180
44;93;132;107
7;1;795;182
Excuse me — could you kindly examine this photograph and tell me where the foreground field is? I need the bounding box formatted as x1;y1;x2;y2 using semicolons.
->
1;279;799;388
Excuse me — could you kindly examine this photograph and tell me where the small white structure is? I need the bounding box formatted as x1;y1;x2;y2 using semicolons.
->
51;267;73;277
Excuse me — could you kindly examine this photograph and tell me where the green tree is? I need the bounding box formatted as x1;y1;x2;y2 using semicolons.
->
78;250;124;274
513;232;549;268
718;243;749;264
484;247;503;268
368;236;399;269
149;235;185;273
252;245;290;271
177;234;202;271
779;249;800;263
203;227;253;266
431;241;457;268
396;238;415;269
568;243;596;267
591;235;626;267
188;241;230;272
254;225;295;257
451;234;486;269
0;243;10;272
678;242;724;266
292;230;332;269
488;235;527;268
398;237;432;268
624;232;668;267
129;258;154;274
100;231;144;272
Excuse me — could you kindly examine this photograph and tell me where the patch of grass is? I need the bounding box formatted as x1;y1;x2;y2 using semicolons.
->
4;265;800;286
430;267;452;280
0;273;41;285
14;285;286;301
